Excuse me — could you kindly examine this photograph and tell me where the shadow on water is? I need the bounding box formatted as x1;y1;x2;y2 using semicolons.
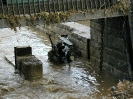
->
44;57;119;99
30;27;120;98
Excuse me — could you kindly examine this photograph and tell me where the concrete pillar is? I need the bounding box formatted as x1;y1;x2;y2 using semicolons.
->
128;13;133;51
129;0;133;48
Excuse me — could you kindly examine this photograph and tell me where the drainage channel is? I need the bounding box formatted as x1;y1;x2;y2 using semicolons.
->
0;27;119;99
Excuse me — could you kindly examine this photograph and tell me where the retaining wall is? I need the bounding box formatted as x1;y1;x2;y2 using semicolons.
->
90;16;131;79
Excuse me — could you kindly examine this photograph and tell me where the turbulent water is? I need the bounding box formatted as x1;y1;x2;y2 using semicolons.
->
0;27;119;99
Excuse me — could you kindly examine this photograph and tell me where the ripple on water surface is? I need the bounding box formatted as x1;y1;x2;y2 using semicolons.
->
0;27;119;99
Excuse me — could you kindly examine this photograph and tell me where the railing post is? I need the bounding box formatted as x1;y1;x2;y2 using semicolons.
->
43;0;45;12
57;0;60;12
11;0;15;15
48;0;51;14
76;0;78;11
33;0;36;15
52;0;55;12
21;0;25;16
0;0;4;14
62;0;65;12
38;0;41;13
16;0;20;15
66;0;69;11
131;0;133;11
28;0;31;16
71;0;73;9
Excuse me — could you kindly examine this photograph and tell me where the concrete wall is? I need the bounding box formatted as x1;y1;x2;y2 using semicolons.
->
90;16;132;79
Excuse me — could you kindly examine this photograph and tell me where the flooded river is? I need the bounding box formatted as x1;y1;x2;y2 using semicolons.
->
0;27;119;99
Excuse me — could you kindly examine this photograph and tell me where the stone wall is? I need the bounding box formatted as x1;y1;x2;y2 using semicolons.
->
90;16;131;79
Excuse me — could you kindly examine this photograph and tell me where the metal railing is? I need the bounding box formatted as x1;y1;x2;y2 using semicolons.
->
0;0;120;16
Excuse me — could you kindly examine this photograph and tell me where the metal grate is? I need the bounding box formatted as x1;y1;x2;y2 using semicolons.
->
0;0;118;15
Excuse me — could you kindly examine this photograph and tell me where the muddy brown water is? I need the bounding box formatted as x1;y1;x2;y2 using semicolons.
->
0;27;119;99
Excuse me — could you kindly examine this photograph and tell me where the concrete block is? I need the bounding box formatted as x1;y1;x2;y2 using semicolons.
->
14;46;32;56
104;48;113;55
14;46;32;69
79;42;85;50
107;35;125;53
104;27;110;34
91;29;98;42
106;55;117;68
16;55;34;72
113;68;122;77
110;29;118;37
113;50;127;61
116;60;128;73
90;41;100;48
107;34;115;48
90;21;95;28
90;29;94;34
103;34;108;47
81;50;86;58
103;62;112;72
113;38;125;53
90;47;100;59
97;32;102;43
118;31;124;38
90;47;94;56
95;23;101;31
14;46;43;80
103;52;108;63
20;55;43;80
90;56;100;67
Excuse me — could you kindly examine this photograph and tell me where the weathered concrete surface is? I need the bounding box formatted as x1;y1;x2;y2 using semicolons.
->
16;55;43;80
0;9;126;28
14;46;43;80
128;12;133;54
20;55;43;80
90;17;132;79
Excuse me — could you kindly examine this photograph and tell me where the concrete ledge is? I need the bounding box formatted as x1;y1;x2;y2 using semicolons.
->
0;9;126;28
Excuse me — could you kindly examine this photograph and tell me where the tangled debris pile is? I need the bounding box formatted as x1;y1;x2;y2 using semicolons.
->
107;80;133;99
